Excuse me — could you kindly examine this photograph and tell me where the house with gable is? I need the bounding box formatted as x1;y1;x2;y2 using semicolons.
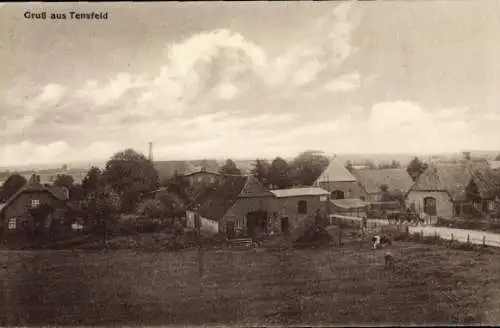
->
314;157;365;200
0;174;74;247
406;162;500;219
185;174;274;238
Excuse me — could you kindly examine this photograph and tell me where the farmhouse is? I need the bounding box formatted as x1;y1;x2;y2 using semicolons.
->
352;168;413;202
154;159;220;182
406;162;500;219
183;167;220;188
0;174;73;246
269;187;330;237
314;158;365;199
185;175;274;238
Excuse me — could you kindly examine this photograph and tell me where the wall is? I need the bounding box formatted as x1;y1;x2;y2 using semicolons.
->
406;190;454;218
270;195;329;233
185;211;219;235
185;172;220;187
318;181;366;199
220;196;275;236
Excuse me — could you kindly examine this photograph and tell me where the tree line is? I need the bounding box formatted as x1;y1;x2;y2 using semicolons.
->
218;150;331;189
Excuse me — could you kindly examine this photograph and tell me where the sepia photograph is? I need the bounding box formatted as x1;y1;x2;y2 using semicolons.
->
1;0;500;326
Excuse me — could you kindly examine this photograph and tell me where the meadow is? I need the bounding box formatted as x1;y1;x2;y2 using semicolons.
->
0;241;499;326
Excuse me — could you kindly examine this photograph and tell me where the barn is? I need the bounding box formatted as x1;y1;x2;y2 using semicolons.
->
185;175;274;238
314;158;365;200
406;162;500;219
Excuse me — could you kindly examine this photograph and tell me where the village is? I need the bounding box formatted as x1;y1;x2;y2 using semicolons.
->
1;144;500;250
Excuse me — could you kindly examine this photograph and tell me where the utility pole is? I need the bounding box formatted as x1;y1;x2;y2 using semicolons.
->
194;208;204;278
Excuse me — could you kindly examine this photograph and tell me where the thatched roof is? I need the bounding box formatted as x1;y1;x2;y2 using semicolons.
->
195;175;272;221
0;175;68;216
409;162;500;201
352;168;413;194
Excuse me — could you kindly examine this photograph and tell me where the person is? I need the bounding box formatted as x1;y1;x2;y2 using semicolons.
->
372;235;381;249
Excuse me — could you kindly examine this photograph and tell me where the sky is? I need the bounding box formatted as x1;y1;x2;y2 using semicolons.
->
1;1;500;167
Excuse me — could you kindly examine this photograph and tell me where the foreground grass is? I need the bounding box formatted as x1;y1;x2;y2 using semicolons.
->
0;242;499;326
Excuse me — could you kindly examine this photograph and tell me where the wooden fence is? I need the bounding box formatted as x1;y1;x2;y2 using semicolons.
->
329;214;500;248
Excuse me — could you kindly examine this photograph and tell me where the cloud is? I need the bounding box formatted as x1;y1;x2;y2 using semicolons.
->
324;72;361;92
0;3;363;166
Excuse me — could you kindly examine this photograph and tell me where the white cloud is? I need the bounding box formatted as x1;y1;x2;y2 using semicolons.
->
214;81;239;100
0;4;363;165
324;72;360;92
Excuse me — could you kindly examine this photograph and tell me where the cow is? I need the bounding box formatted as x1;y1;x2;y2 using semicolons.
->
372;234;392;249
384;251;395;269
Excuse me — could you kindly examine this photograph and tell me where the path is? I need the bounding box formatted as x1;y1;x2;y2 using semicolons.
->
331;215;500;248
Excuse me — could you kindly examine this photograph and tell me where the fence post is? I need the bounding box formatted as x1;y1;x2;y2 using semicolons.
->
483;236;486;247
467;234;470;244
451;233;454;242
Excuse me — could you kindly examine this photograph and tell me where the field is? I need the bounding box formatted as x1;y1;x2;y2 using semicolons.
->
1;241;500;326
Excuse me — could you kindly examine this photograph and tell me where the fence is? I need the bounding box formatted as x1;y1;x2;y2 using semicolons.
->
330;214;500;248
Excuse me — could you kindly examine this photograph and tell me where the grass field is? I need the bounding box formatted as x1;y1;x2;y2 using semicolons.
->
1;241;499;326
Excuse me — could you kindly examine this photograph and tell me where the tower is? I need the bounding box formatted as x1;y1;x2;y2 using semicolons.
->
148;141;153;161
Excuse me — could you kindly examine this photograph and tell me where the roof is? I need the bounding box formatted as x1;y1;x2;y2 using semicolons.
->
154;160;220;181
488;160;500;170
315;158;356;183
0;177;68;216
352;168;413;194
183;168;220;177
196;175;272;221
409;162;500;201
331;198;368;210
270;187;329;198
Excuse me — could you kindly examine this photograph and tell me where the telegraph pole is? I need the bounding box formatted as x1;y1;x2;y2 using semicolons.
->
194;208;204;278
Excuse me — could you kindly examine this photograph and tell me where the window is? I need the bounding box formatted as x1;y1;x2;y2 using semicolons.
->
31;199;40;208
8;218;16;230
423;197;437;215
319;195;327;202
331;190;345;200
298;200;308;214
454;204;461;216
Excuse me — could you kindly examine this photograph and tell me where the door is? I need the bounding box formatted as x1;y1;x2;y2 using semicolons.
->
226;221;236;239
423;197;437;216
281;217;290;234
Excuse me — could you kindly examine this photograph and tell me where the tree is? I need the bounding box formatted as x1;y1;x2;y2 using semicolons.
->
1;174;27;202
495;154;500;161
290;150;330;186
365;160;376;170
219;159;241;175
81;187;121;246
268;157;293;189
69;184;86;202
53;174;74;189
137;199;166;219
81;166;103;195
463;151;472;161
102;149;159;213
406;157;429;181
251;159;271;186
390;160;401;169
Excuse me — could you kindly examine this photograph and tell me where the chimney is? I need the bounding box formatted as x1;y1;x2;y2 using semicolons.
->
148;141;153;161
